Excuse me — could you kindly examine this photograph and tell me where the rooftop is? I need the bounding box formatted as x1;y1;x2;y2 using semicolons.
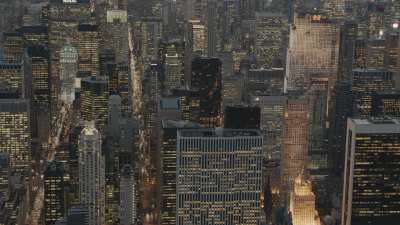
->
178;128;262;138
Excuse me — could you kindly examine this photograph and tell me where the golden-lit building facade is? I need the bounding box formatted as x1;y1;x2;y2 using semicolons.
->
0;99;31;173
290;175;321;225
77;24;100;77
342;118;400;225
0;61;24;98
27;45;51;109
3;32;24;61
280;95;309;202
285;13;340;91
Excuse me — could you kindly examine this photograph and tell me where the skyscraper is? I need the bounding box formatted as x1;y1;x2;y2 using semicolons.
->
351;69;394;117
254;12;287;68
77;24;100;76
60;42;78;105
342;118;400;225
285;13;340;91
281;94;309;201
27;45;51;109
80;76;109;134
78;122;105;225
176;128;264;225
189;57;222;127
44;162;68;225
0;98;31;173
0;60;25;98
160;120;200;225
289;174;321;225
119;164;136;225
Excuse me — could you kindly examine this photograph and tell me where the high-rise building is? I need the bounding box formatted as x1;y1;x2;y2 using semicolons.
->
60;42;78;105
104;9;128;64
160;120;200;225
285;13;340;91
366;38;386;69
224;105;260;129
80;76;109;134
184;20;206;83
342;118;400;225
281;94;309;201
19;25;49;47
0;60;25;98
176;128;264;225
66;206;89;225
3;32;24;61
77;24;99;77
254;13;287;68
163;41;184;91
0;153;9;202
189;57;222;127
351;69;394;117
78;121;105;225
206;0;217;57
119;164;136;225
289;174;321;225
328;81;353;181
371;90;400;119
27;45;51;109
44;162;68;225
0;98;30;173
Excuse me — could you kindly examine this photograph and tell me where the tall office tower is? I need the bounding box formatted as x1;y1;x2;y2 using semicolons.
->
138;18;163;62
78;122;105;225
3;32;24;61
104;9;128;64
250;95;286;161
285;13;340;91
80;76;109;134
107;95;121;140
247;68;285;96
27;45;51;109
280;94;310;202
342;118;400;225
48;0;91;122
160;120;200;225
371;90;400;119
386;32;400;88
254;13;287;69
328;81;353;181
222;74;242;106
60;42;79;105
338;20;358;81
161;0;177;38
184;20;206;83
224;105;260;129
289;174;321;225
353;38;367;69
0;153;9;202
0;98;30;173
366;2;387;38
119;165;136;225
44;162;68;225
307;79;329;175
351;69;394;118
190;57;222;127
176;129;264;225
366;38;386;69
19;25;49;47
0;60;24;98
206;0;217;57
77;24;99;76
164;41;184;92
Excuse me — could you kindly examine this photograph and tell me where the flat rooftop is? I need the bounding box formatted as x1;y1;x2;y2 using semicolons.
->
178;128;262;138
349;118;400;134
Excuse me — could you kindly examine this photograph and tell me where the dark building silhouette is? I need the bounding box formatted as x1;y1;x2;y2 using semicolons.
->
224;105;261;129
